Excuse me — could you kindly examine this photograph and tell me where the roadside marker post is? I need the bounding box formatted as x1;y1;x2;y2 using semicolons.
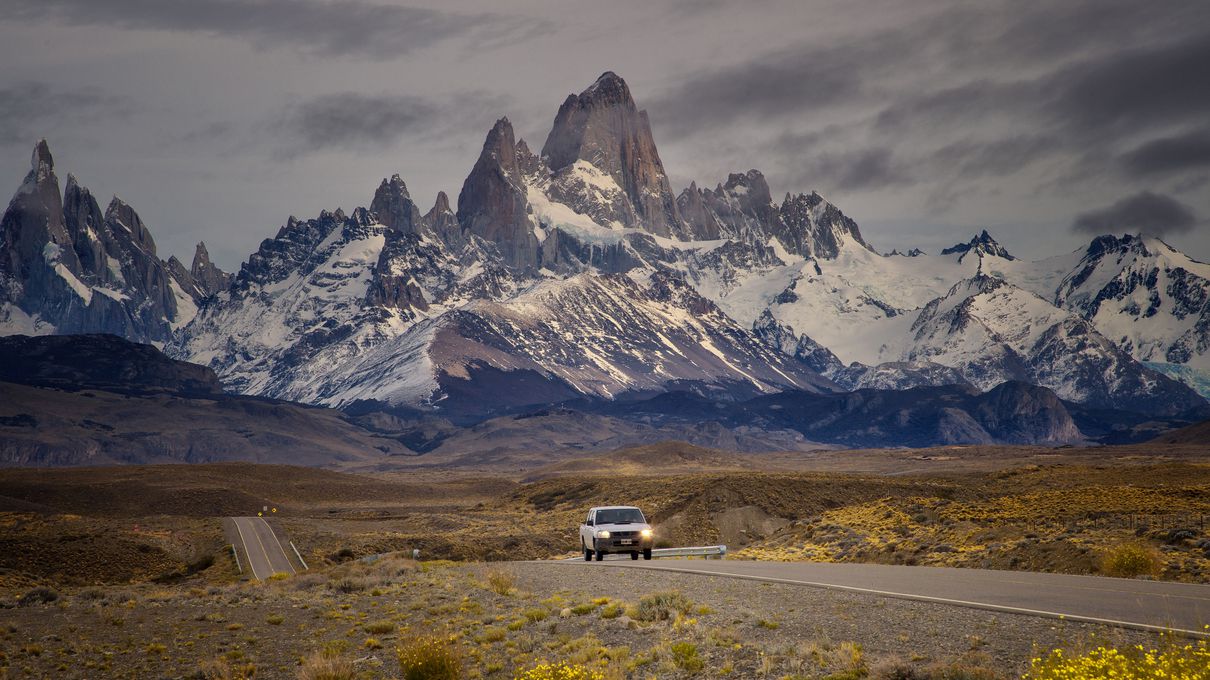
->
290;541;309;570
231;544;242;574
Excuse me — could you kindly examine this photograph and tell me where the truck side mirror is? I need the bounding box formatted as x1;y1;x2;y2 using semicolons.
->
586;519;593;526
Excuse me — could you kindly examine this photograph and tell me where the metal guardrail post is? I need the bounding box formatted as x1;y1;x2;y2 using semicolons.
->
650;545;728;559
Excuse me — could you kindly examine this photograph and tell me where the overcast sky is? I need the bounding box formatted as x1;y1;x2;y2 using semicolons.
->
2;0;1207;269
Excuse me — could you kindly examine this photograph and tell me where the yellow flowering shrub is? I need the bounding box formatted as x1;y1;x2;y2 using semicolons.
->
1024;640;1210;679
397;635;462;680
514;662;604;680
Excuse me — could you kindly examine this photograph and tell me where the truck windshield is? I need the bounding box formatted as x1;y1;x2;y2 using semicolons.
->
596;508;645;524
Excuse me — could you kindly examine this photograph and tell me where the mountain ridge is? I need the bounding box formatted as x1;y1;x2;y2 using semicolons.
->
2;72;1208;435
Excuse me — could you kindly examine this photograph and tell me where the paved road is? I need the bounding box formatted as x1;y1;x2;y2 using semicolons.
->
226;517;297;580
569;558;1210;636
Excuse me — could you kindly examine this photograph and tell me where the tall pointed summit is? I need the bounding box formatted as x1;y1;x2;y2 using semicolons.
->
541;72;684;238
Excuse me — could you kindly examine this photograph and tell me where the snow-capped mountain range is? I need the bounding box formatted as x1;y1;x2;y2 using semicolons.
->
3;72;1209;426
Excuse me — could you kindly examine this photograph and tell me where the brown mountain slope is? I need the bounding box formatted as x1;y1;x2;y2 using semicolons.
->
0;382;412;467
1149;418;1210;444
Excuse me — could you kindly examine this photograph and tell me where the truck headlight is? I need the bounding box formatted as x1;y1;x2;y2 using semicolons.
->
596;530;611;539
640;529;653;538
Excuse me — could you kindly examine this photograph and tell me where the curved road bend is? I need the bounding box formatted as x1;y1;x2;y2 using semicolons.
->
564;558;1210;637
226;516;296;580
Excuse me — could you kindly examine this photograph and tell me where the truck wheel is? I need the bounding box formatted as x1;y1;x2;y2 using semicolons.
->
630;551;639;560
594;549;604;561
583;542;592;562
643;548;652;560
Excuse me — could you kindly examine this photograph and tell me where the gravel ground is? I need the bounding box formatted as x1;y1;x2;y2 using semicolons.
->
0;558;1164;679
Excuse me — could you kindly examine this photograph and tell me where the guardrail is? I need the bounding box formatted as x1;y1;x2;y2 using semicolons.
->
652;545;727;559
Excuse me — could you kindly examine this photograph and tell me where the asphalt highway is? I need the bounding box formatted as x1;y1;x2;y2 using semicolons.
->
565;558;1210;636
227;516;297;580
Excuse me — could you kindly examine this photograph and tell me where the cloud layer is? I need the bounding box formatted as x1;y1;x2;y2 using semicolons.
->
1072;192;1199;236
8;0;524;59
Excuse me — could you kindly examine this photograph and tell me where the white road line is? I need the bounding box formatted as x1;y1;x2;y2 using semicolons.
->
591;562;1210;639
258;517;296;574
231;519;262;580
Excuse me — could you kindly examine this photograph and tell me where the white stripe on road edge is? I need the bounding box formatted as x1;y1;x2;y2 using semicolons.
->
582;562;1210;639
231;519;262;580
290;541;309;570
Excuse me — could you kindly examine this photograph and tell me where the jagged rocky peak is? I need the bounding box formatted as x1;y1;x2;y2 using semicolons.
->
105;195;157;255
2;141;79;300
778;190;875;259
457;117;539;270
30;139;54;184
676;181;723;240
941;229;1015;261
541;72;684;237
0;139;197;340
62;174;107;276
371;173;422;235
421;191;459;242
722;169;773;204
678;169;781;242
190;241;232;296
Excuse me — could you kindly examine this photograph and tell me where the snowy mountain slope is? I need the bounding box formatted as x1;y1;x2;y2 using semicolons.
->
1053;236;1210;393
163;73;1210;416
975;235;1210;397
897;274;1207;415
4;72;1207;424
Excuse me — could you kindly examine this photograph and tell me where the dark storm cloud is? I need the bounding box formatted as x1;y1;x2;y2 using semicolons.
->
8;0;522;60
279;94;438;150
0;82;123;145
643;37;894;139
1121;130;1210;177
650;1;1210;204
1042;31;1210;136
1072;191;1199;236
272;91;510;157
930;135;1059;179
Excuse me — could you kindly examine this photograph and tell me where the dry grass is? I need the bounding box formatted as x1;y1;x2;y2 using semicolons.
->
297;652;355;680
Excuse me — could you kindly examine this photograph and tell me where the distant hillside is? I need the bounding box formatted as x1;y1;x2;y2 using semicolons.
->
0;335;412;467
1149;419;1210;445
523;441;757;481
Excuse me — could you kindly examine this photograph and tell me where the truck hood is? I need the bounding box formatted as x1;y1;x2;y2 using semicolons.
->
594;522;652;533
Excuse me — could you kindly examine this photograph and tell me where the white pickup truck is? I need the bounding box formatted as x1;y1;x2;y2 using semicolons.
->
580;506;654;561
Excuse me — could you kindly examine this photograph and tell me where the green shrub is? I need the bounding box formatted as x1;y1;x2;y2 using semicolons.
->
18;587;58;606
363;620;395;635
523;608;549;623
670;642;704;672
485;569;515;596
397;635;463;680
1101;541;1161;578
634;591;693;622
